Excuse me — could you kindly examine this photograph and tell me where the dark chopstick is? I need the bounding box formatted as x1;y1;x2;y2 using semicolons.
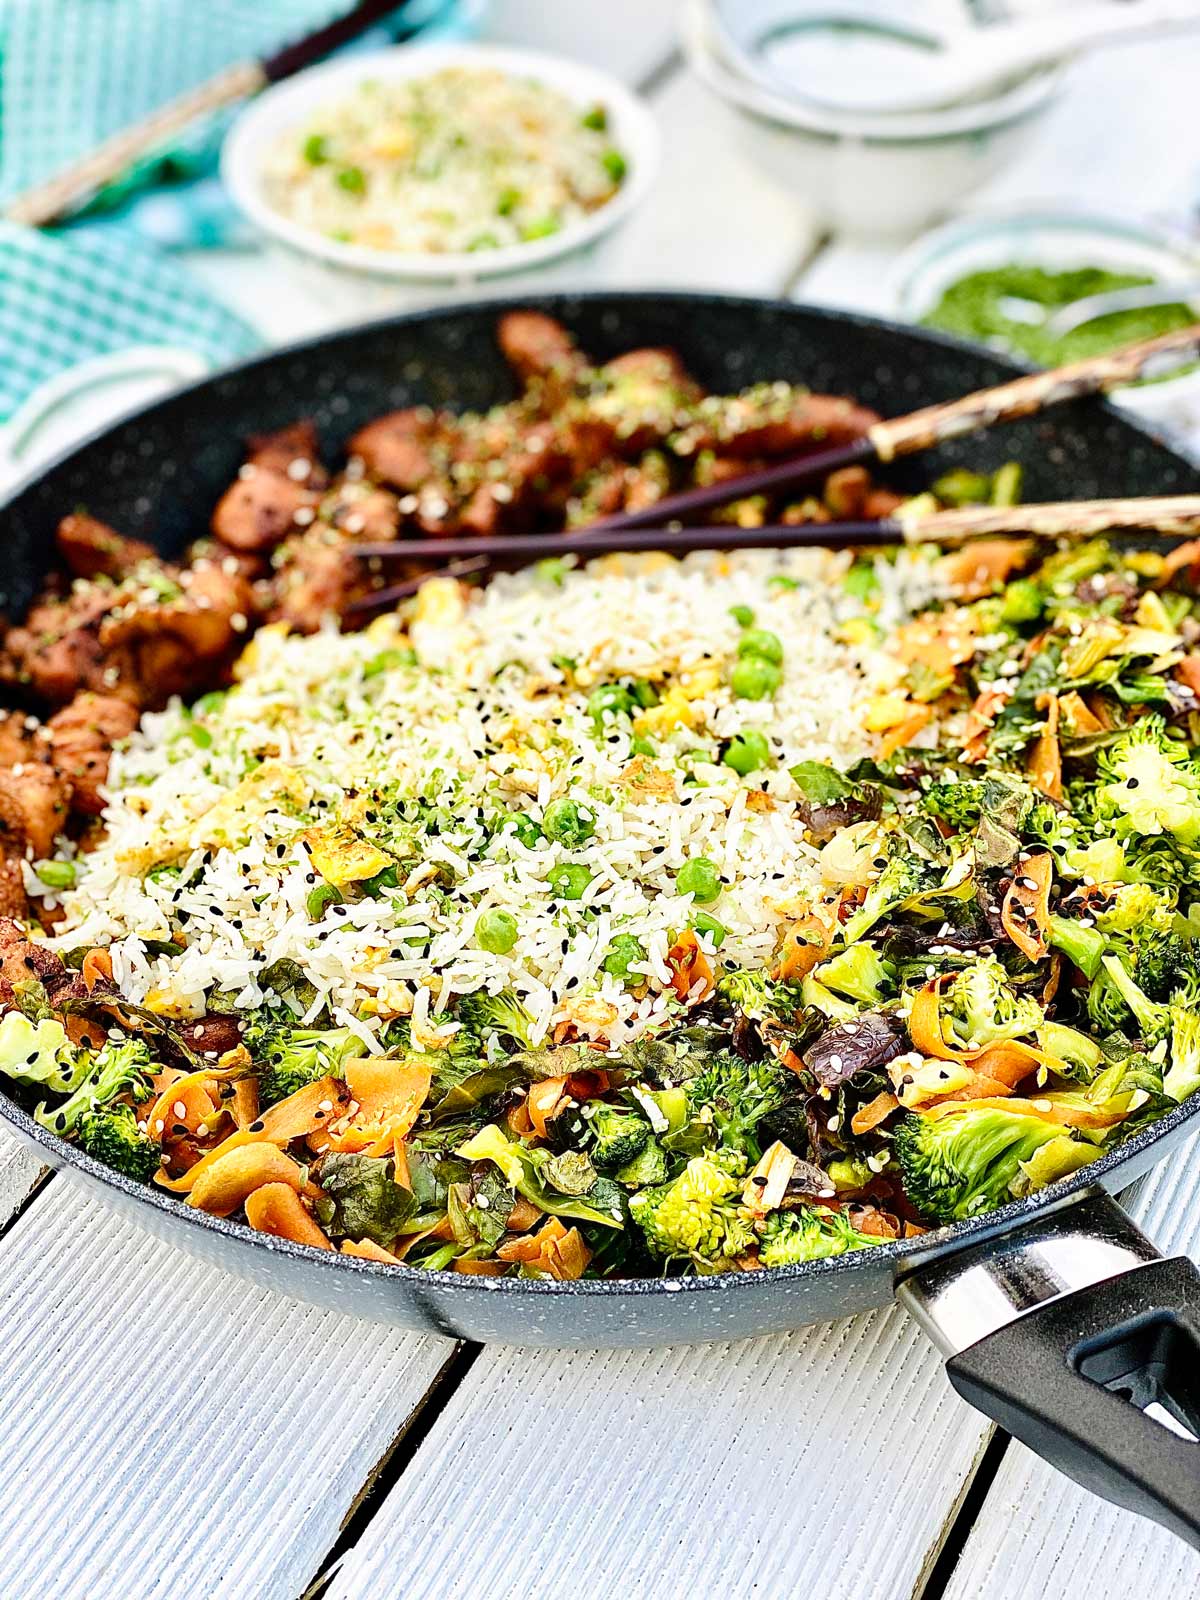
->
344;493;1200;613
5;0;417;227
578;323;1200;537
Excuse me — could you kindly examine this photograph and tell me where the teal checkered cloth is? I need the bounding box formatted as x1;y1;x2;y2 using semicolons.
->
0;222;261;420
0;0;480;421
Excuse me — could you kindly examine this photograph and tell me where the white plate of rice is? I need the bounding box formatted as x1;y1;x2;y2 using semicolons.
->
223;44;661;283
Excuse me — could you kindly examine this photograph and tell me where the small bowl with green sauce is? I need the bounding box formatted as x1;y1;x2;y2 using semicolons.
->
890;211;1200;437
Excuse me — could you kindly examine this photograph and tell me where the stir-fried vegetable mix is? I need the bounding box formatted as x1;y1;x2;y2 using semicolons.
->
9;515;1200;1279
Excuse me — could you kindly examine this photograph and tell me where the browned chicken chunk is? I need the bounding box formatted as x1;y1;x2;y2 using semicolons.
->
349;408;446;492
0;762;71;860
57;513;157;581
47;693;140;815
210;422;327;553
497;311;588;386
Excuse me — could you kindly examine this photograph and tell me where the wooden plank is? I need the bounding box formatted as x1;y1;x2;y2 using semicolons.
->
940;1132;1200;1600
0;1127;48;1229
326;1303;992;1600
0;1176;454;1600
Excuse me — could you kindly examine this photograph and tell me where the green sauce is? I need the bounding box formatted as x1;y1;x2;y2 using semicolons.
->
920;264;1195;368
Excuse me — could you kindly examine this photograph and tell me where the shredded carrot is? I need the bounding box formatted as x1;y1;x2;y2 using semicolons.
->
230;1077;259;1131
1177;656;1200;696
453;1259;508;1276
342;1237;404;1265
81;948;113;991
1027;692;1062;800
186;1143;317;1217
877;703;931;761
850;1090;899;1136
1057;690;1106;736
496;1218;590;1279
527;1075;570;1140
937;539;1033;600
1001;850;1053;962
666;929;715;1002
1160;539;1200;586
244;1182;332;1249
775;912;830;983
156;1075;349;1193
505;1195;542;1232
318;1058;432;1154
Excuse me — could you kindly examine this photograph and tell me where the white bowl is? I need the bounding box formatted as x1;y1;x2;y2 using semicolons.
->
222;43;661;296
681;0;1063;237
889;209;1200;437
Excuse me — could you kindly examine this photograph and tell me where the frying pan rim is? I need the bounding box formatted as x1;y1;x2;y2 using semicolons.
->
2;287;1197;1304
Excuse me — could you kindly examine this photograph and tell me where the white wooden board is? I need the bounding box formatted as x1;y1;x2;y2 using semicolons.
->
0;1179;453;1600
326;1303;993;1600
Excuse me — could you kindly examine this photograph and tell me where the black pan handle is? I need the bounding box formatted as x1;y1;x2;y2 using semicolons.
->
897;1188;1200;1551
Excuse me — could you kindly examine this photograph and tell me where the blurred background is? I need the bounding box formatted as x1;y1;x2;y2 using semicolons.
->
2;0;1200;476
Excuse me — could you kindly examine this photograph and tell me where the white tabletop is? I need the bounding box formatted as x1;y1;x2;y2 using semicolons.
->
3;6;1200;1598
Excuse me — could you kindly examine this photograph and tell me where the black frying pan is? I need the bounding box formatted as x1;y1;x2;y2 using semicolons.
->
4;292;1200;1546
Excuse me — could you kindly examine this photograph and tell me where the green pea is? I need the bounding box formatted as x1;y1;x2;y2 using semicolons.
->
362;866;399;898
630;734;656;759
542;797;595;847
722;729;770;776
580;104;608;131
737;628;783;664
476;909;519;954
677;857;720;904
588;682;632;724
630;678;659;709
691;911;727;948
306;882;343;920
843;562;879;602
603;933;645;981
303;133;329;164
729;604;755;627
35;859;76;890
509;813;543;850
496;186;522;216
601;148;627;183
336;165;366;195
548;863;593;901
468;232;500;252
730;656;782;700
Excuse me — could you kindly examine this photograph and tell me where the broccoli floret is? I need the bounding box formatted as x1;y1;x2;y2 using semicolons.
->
941;957;1043;1050
628;1149;754;1272
1093;715;1200;845
716;969;805;1024
813;942;893;1006
457;989;538;1050
757;1205;884;1266
1165;1009;1200;1103
251;1023;361;1107
683;1052;793;1162
841;853;935;945
923;773;1033;834
894;1107;1062;1223
35;1037;154;1137
586;1103;651;1171
1093;882;1175;936
1094;953;1172;1046
76;1102;159;1182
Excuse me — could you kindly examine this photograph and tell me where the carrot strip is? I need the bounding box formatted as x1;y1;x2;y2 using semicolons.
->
342;1238;404;1264
527;1075;570;1140
244;1183;332;1250
156;1075;348;1193
851;1090;899;1136
666;930;715;1002
186;1143;317;1217
1002;850;1053;962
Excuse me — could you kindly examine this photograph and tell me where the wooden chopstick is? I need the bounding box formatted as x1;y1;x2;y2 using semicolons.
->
583;323;1200;536
5;0;414;228
344;493;1200;613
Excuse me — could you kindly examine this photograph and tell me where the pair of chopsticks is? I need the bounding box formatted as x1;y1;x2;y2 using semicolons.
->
346;324;1200;611
5;1;417;228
